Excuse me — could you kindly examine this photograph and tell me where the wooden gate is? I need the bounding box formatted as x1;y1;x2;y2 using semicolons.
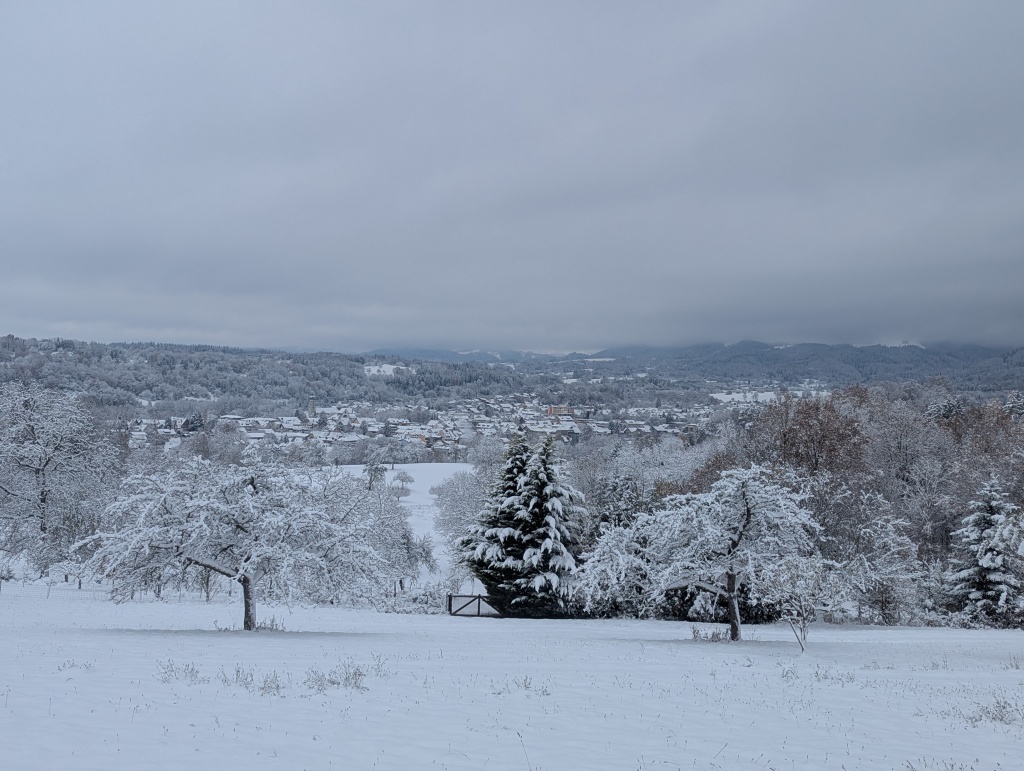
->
446;594;500;617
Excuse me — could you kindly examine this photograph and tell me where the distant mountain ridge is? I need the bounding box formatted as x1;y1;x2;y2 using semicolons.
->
590;340;1006;365
2;335;1022;415
359;341;1024;391
362;347;576;363
574;342;1024;389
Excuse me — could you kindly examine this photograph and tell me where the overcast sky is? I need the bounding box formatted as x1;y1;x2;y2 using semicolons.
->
2;2;1023;353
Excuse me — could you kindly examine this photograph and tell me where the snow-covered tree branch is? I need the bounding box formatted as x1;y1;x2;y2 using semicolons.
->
80;458;426;629
579;466;821;640
0;382;118;572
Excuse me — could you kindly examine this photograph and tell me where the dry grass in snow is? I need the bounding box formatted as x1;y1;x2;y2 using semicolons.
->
2;585;1022;770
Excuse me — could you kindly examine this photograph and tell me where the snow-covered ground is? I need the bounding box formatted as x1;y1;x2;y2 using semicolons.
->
2;586;1022;770
710;391;780;404
2;462;1022;770
710;391;830;404
342;462;472;579
362;364;413;377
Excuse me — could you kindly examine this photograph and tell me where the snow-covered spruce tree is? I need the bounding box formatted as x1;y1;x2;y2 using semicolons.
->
947;478;1023;625
459;433;532;610
1004;391;1024;421
461;435;584;616
512;436;585;613
80;458;416;629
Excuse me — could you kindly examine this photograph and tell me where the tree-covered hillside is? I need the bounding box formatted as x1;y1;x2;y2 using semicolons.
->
2;335;1021;419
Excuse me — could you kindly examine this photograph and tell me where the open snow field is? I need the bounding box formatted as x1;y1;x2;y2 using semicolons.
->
342;462;472;581
2;463;1022;770
4;590;1023;770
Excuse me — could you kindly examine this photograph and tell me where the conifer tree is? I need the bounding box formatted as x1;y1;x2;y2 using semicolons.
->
510;436;583;613
948;478;1023;625
460;435;583;616
460;434;531;612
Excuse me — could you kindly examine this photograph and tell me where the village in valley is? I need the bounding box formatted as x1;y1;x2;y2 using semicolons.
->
126;364;723;456
128;397;712;455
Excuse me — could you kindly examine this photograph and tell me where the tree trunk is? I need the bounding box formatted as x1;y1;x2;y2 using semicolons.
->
725;570;742;641
37;474;48;533
240;574;256;631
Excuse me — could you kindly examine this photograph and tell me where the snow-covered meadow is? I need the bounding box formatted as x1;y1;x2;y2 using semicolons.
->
340;462;473;581
2;464;1022;770
3;590;1023;771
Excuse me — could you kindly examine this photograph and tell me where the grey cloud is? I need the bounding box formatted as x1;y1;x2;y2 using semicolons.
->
2;2;1023;352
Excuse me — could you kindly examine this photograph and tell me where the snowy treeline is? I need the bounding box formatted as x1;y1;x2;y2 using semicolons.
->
0;336;528;413
435;387;1024;630
3;377;1024;631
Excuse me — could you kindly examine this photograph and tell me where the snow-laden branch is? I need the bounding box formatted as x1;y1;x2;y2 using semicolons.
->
80;456;427;629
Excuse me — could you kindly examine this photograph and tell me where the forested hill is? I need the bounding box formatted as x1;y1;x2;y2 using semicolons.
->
0;336;529;413
583;342;1024;390
1;335;1021;417
356;341;1024;391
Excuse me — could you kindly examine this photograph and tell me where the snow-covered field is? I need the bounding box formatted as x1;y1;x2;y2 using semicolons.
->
341;462;472;580
2;589;1023;771
709;392;780;404
2;463;1022;770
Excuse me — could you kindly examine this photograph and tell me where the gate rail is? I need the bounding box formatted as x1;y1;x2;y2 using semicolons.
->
446;594;500;617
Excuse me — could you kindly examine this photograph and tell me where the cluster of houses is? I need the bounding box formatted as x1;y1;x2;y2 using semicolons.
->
128;396;714;454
